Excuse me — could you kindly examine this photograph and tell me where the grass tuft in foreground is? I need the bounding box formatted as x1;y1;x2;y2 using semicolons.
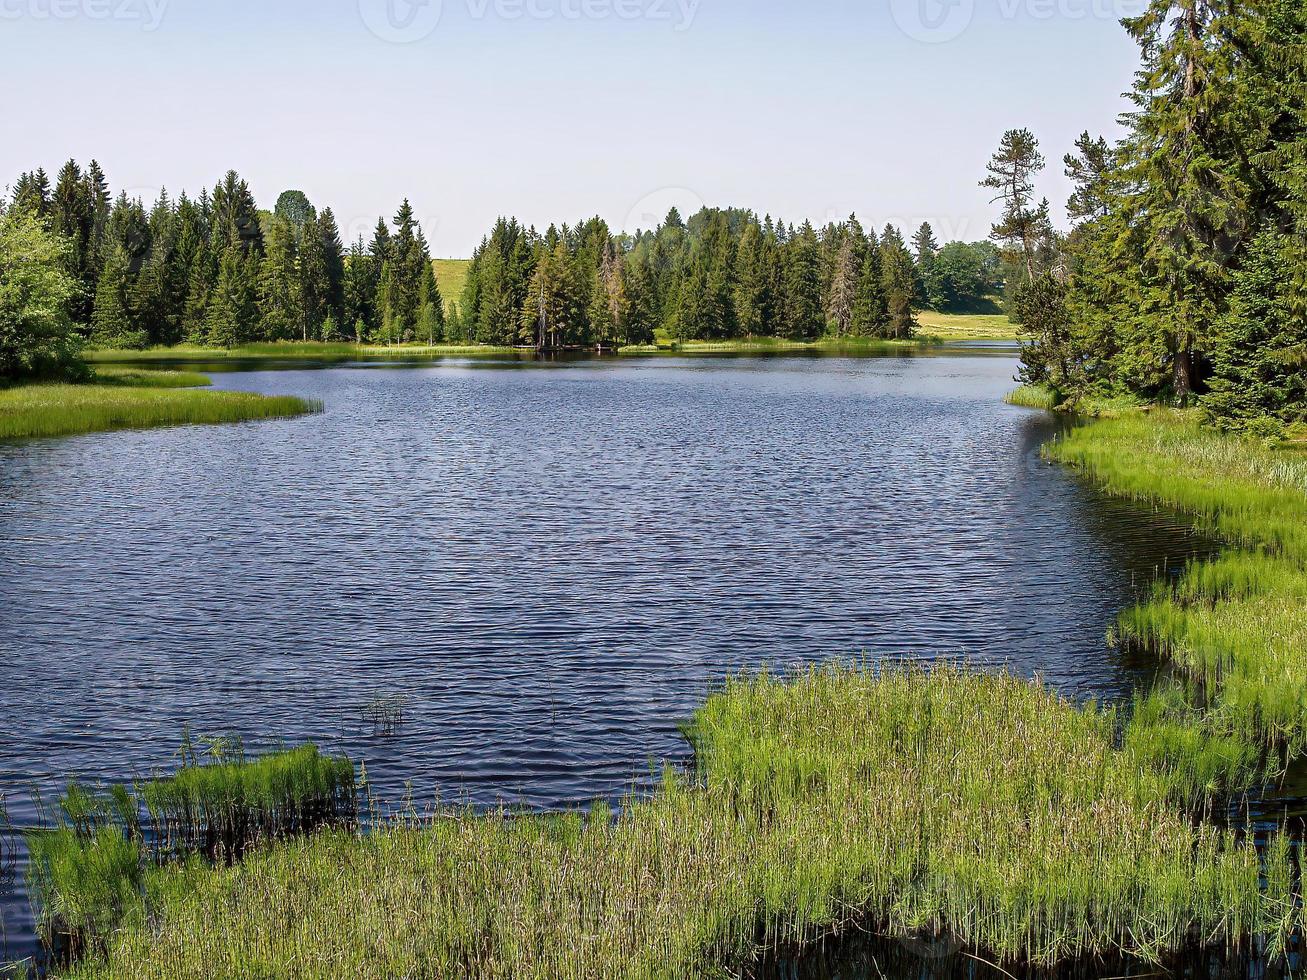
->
25;746;354;957
56;666;1295;979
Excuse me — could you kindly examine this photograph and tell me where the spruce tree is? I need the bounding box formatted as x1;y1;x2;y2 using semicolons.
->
782;222;823;339
827;236;859;336
881;225;918;339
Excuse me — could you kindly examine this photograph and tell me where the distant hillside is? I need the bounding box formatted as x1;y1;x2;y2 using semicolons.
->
433;259;470;315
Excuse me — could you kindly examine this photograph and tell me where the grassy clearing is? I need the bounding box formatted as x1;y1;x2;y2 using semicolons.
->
54;665;1295;979
432;258;470;315
914;310;1019;342
1047;411;1307;752
0;380;320;441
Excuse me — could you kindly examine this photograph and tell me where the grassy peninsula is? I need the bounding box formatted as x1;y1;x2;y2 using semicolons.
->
0;368;320;441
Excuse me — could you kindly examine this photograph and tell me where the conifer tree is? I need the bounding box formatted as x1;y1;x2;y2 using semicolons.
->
881;225;918;339
90;245;144;348
827;236;859;336
782;222;823;339
981;129;1046;284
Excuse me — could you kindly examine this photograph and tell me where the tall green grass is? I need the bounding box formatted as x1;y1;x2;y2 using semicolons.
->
90;366;212;389
0;382;320;441
25;747;354;956
60;666;1295;980
1047;411;1307;752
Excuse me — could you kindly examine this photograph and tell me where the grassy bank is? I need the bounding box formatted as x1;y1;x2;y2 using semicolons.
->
48;665;1293;979
0;372;320;441
83;313;1018;367
85;341;517;365
915;310;1019;342
1046;411;1307;753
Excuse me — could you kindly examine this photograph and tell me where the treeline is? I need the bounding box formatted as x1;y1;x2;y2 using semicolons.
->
451;210;1001;348
1006;0;1306;432
4;165;444;351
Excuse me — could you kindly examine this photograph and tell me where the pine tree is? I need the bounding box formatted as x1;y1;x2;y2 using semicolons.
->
733;221;768;338
1201;232;1307;430
782;222;823;339
259;216;301;341
1116;0;1252;402
318;209;346;325
851;239;887;337
827;236;859;336
981;129;1047;285
881;225;918;339
90;246;143;348
206;248;258;348
297;219;328;341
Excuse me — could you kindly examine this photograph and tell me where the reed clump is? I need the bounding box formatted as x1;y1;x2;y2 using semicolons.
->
1004;384;1061;410
0;381;321;441
25;746;354;957
90;367;212;389
60;666;1296;980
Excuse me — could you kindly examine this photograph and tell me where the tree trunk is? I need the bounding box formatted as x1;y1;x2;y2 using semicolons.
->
1174;344;1193;406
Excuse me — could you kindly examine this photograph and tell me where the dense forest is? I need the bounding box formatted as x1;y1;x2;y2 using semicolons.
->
2;170;445;353
0;163;1003;365
450;210;1001;348
1010;0;1306;433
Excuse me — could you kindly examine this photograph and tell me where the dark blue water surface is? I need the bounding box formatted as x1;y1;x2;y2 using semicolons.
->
0;352;1217;961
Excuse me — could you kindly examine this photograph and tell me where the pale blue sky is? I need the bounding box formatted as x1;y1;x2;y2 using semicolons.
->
0;0;1144;256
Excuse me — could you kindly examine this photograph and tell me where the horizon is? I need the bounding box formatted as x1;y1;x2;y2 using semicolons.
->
1;0;1146;256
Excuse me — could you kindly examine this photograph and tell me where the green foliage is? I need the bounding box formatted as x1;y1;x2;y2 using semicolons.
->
0;208;83;379
1202;232;1307;430
26;827;143;954
1041;0;1306;417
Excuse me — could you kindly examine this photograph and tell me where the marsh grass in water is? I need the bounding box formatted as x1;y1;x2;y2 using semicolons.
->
24;746;354;958
89;366;212;389
49;666;1297;980
0;380;320;441
1047;411;1307;752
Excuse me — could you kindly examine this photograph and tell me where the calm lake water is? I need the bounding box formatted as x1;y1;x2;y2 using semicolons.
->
0;351;1217;962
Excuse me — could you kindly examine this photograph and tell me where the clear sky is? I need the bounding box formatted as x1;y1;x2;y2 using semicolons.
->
0;0;1145;256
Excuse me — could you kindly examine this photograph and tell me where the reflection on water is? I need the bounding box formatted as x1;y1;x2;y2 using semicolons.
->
0;353;1219;964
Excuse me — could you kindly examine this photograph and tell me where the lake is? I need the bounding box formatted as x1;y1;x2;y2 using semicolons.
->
0;351;1216;961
